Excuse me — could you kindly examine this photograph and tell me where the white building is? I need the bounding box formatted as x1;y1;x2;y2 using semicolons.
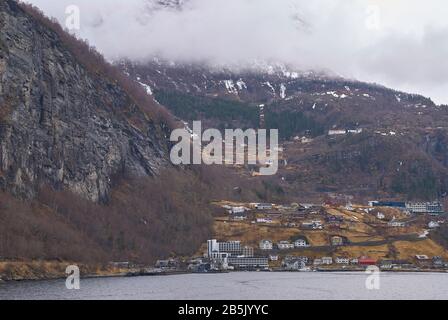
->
277;241;295;250
283;259;306;271
242;246;254;257
255;203;273;210
406;202;444;215
428;221;440;229
219;241;242;255
345;202;354;211
406;202;429;213
335;257;350;265
228;257;269;270
230;207;246;214
328;129;347;136
294;239;309;248
377;212;385;220
313;259;322;266
207;239;219;257
208;251;230;270
208;240;244;257
388;219;407;228
322;257;333;265
259;240;273;250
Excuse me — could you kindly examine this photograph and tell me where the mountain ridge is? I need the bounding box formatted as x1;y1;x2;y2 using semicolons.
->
120;59;448;202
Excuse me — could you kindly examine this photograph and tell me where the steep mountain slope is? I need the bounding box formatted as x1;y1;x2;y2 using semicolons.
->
0;0;170;202
0;0;218;265
121;59;448;202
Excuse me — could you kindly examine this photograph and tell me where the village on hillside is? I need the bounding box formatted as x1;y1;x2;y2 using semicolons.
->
153;199;448;274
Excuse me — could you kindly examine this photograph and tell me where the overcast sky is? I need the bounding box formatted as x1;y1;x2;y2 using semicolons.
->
27;0;448;104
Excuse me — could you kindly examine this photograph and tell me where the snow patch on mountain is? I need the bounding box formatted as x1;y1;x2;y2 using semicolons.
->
263;81;276;95
280;83;287;99
236;79;247;90
138;81;153;95
223;80;238;95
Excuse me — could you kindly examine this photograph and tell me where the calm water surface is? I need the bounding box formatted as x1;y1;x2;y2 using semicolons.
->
0;272;447;300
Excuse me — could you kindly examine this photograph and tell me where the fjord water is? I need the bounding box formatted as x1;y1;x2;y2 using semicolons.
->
0;272;447;300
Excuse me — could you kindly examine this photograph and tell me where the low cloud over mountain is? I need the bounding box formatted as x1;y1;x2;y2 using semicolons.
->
28;0;448;104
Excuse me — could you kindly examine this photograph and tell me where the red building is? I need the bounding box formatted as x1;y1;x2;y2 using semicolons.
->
359;257;377;266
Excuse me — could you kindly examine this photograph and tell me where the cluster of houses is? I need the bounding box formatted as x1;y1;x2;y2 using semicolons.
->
183;252;448;272
205;200;448;272
366;201;446;230
258;235;347;250
223;202;357;233
379;256;448;270
259;238;309;251
314;257;379;267
200;237;385;271
223;203;277;222
174;235;448;273
328;128;363;136
280;255;448;271
280;256;375;271
280;256;386;271
223;200;445;227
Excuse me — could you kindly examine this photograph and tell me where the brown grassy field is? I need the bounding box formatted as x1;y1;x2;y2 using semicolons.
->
393;239;448;260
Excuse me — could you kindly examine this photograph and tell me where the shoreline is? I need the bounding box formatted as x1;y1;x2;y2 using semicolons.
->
1;265;447;283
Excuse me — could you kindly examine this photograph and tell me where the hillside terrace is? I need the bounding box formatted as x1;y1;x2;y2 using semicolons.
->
208;200;448;264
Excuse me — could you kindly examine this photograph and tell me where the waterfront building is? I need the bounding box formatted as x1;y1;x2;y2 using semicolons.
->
227;257;269;270
218;241;242;255
208;240;243;257
313;259;323;266
335;257;350;265
242;246;254;257
359;257;377;266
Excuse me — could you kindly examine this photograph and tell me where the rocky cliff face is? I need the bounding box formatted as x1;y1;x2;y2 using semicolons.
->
0;0;169;202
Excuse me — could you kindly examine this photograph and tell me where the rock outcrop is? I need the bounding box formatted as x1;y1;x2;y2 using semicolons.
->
0;0;170;202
